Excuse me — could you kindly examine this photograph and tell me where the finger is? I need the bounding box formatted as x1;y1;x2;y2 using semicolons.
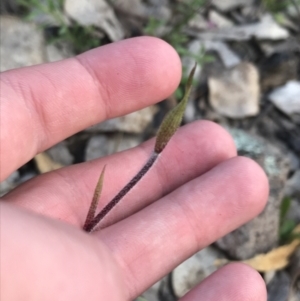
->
181;263;266;301
4;121;237;227
0;37;181;180
97;157;269;298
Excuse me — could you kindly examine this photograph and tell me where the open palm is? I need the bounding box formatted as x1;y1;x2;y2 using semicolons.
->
0;37;269;301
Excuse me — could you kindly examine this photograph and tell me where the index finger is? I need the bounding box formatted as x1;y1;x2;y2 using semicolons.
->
0;37;181;181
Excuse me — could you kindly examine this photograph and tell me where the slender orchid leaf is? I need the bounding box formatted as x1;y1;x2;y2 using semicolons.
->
155;63;197;153
83;63;197;232
83;165;106;230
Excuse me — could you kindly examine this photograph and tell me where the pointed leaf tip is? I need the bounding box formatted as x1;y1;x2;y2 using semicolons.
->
154;63;197;153
83;165;106;230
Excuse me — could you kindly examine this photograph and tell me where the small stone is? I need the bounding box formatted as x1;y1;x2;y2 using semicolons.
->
289;248;300;301
138;280;161;301
112;0;147;18
286;198;300;224
172;246;226;298
0;0;18;14
212;0;254;11
0;16;45;71
260;52;299;92
183;39;240;70
188;14;289;41
28;0;70;27
216;129;290;259
246;14;289;40
158;276;177;301
46;43;74;63
64;0;124;41
85;134;141;161
285;170;300;199
0;171;20;196
87;106;158;134
267;271;291;301
188;14;209;31
46;141;74;166
209;62;260;118
205;41;241;68
269;81;300;115
208;10;234;28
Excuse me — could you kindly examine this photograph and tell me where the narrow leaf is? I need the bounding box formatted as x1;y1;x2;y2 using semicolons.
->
83;165;106;230
155;63;197;153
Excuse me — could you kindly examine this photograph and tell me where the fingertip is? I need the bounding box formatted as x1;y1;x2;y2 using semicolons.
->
232;156;269;215
226;263;267;301
215;263;267;301
182;262;267;301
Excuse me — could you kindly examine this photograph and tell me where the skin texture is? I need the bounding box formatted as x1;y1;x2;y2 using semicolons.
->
0;37;269;301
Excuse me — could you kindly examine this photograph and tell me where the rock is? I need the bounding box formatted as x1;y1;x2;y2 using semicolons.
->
159;276;177;301
216;129;290;259
143;0;171;20
208;62;260;118
0;171;20;196
85;134;141;161
0;0;18;14
260;52;299;92
285;170;300;199
184;39;240;69
267;271;291;301
286;198;300;225
212;0;254;11
188;14;209;31
172;246;226;298
87;106;158;134
138;280;161;301
28;0;70;27
187;14;289;41
46;141;74;166
113;0;171;20
208;10;234;28
269;81;300;115
19;172;37;184
288;271;300;301
259;38;300;56
238;14;290;40
285;170;300;224
206;41;241;68
34;153;64;173
46;43;74;62
112;0;147;18
64;0;124;41
0;16;46;71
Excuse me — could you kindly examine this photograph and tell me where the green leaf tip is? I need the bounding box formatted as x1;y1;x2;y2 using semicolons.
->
83;165;106;230
154;63;197;153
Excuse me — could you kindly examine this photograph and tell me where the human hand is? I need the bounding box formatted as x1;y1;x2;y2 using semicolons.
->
0;37;269;301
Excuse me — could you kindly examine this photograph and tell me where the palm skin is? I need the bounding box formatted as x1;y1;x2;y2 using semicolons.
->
0;37;269;301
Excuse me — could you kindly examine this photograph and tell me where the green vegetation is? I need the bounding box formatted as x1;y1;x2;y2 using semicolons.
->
16;0;211;97
17;0;102;53
279;197;299;244
83;64;197;232
145;0;213;99
262;0;292;13
262;0;300;25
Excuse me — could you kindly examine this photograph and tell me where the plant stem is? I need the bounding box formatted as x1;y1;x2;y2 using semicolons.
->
83;152;159;232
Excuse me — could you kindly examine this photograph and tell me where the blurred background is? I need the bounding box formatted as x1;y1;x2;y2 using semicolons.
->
0;1;300;300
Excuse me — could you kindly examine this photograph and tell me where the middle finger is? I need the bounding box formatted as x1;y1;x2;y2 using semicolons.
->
4;121;236;226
